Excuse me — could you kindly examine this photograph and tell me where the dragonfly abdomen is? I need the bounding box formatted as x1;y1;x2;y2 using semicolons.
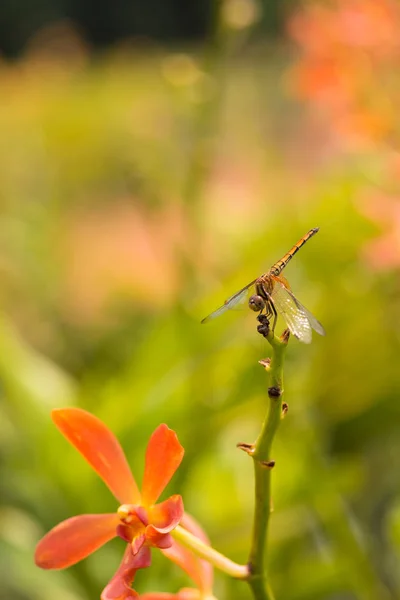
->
270;227;319;276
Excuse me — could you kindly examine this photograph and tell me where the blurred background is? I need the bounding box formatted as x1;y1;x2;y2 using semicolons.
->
1;1;400;599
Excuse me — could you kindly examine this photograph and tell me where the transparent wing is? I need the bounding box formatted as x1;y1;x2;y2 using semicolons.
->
201;279;257;324
292;294;326;337
271;280;325;343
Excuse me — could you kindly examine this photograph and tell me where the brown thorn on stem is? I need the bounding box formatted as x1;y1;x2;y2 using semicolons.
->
281;402;288;418
268;386;282;398
258;357;271;371
260;460;275;469
237;442;255;456
280;328;290;344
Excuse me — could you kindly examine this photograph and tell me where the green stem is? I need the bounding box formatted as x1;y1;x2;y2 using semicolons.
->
172;525;249;579
247;330;288;600
173;330;287;598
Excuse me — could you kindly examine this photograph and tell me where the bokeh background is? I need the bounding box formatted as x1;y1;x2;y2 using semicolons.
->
1;1;400;599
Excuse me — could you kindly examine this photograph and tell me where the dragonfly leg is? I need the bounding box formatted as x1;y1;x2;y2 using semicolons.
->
267;298;278;334
259;281;277;333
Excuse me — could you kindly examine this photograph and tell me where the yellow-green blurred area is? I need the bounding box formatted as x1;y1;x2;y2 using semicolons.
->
1;4;400;600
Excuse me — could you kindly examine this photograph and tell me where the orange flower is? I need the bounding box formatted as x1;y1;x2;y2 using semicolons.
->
35;408;185;598
102;514;215;600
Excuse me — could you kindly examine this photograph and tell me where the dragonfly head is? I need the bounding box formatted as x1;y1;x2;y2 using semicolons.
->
249;294;265;313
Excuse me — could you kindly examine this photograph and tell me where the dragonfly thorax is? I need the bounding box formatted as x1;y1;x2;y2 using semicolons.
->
249;276;275;314
256;274;274;296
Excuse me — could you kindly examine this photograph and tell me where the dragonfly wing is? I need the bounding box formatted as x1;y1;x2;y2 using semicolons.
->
283;286;326;337
271;281;320;344
201;280;257;324
296;301;325;336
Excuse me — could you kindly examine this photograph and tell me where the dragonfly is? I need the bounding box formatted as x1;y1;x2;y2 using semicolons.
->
201;228;325;344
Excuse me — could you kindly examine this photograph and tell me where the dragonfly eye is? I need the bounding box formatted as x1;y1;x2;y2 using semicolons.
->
249;295;265;313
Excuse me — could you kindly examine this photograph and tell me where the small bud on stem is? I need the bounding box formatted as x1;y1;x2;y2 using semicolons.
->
237;442;255;455
259;358;271;371
260;460;275;469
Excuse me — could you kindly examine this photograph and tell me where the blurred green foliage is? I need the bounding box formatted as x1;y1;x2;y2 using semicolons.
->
1;5;400;600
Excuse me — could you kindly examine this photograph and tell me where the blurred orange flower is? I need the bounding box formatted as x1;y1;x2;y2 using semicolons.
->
358;191;400;270
35;409;185;598
287;0;400;145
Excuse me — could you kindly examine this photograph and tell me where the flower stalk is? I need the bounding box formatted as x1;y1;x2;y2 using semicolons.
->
172;525;249;580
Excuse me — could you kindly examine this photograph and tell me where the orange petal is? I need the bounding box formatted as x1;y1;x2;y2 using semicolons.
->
140;593;200;600
52;408;140;504
145;530;173;550
176;591;202;600
140;595;178;600
101;545;141;600
141;425;184;506
132;545;152;569
161;513;213;593
35;513;119;569
140;595;178;599
148;496;184;532
145;496;183;550
101;546;152;600
131;533;146;555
